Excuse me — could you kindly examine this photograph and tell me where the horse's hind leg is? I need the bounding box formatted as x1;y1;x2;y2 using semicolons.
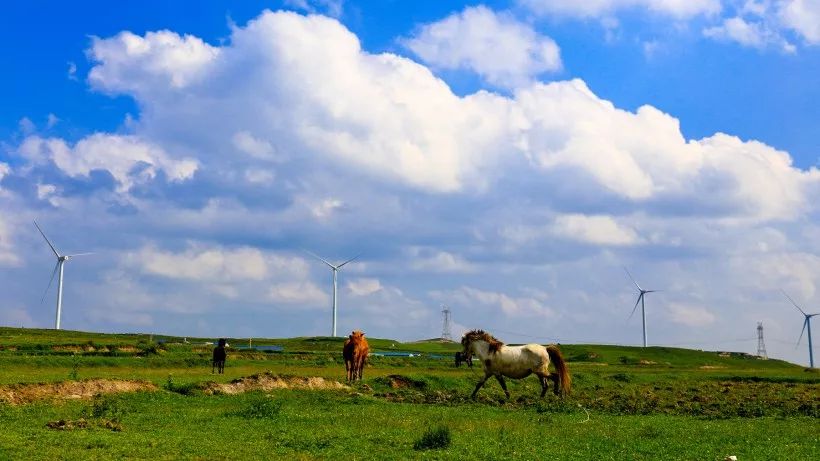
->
550;374;560;395
495;375;510;399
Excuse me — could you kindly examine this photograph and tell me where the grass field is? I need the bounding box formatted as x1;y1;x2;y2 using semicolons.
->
0;327;818;460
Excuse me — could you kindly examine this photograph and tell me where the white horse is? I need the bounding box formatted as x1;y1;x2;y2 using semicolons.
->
461;329;571;399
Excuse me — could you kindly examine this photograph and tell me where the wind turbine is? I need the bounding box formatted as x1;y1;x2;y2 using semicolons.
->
625;268;658;347
34;221;92;330
782;290;819;368
305;250;359;337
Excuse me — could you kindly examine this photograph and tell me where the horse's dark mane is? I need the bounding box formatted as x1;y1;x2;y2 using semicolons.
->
461;329;504;353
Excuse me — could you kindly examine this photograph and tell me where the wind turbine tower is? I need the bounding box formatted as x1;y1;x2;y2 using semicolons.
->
782;291;818;368
625;268;658;347
756;322;767;359
306;251;358;337
34;221;92;330
441;305;452;341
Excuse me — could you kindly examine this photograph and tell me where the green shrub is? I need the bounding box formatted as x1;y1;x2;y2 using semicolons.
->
413;425;452;450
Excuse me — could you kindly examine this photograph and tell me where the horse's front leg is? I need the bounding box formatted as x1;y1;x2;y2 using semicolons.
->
471;373;491;399
495;375;510;399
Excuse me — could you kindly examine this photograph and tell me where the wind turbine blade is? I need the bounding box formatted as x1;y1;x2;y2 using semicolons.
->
34;221;60;257
781;290;808;316
302;249;335;269
796;318;808;348
623;267;643;292
628;294;642;320
645;290;661;293
66;252;94;257
337;254;360;269
40;262;60;304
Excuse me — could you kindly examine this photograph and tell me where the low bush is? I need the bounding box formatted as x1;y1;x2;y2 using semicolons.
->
413;425;452;450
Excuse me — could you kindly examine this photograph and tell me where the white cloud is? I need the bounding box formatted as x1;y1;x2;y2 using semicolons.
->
347;277;382;296
75;10;818;221
667;302;717;327
518;0;721;19
269;281;328;305
404;5;562;89
18;134;198;192
552;214;642;246
88;30;219;94
0;216;20;266
232;131;277;160
128;244;270;281
441;286;556;318
46;113;60;129
410;250;477;273
779;0;820;43
18;117;35;135
703;16;795;51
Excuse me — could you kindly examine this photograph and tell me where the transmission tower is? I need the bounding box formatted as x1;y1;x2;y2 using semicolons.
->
756;322;767;359
441;305;452;341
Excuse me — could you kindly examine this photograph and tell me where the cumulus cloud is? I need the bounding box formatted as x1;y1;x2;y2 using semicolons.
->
88;30;219;94
18;134;198;192
404;5;562;89
76;13;819;221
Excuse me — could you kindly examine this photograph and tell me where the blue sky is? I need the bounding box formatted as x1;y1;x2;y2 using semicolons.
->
1;1;819;366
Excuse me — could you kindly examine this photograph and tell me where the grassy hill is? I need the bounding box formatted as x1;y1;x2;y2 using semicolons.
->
1;326;817;459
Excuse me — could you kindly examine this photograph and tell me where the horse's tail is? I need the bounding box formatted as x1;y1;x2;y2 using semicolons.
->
547;345;571;396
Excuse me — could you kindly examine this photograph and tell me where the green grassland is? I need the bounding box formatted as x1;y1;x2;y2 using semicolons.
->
0;327;818;460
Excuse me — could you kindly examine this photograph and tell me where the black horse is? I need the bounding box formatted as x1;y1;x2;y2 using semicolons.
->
455;351;473;368
212;338;227;374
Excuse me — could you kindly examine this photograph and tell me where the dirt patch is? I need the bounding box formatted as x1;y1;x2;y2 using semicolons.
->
700;365;727;370
0;346;17;351
0;379;158;405
381;374;427;390
116;346;139;353
46;418;89;430
201;372;348;395
639;360;657;365
52;345;83;352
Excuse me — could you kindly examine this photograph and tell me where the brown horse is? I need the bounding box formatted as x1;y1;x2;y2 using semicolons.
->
343;330;369;381
461;329;570;399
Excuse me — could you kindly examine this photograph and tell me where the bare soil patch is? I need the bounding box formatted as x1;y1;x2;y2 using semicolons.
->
201;372;348;395
0;379;158;405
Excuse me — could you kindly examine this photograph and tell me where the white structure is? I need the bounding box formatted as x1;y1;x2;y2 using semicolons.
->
782;291;818;368
305;250;358;337
625;268;659;347
34;221;92;329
